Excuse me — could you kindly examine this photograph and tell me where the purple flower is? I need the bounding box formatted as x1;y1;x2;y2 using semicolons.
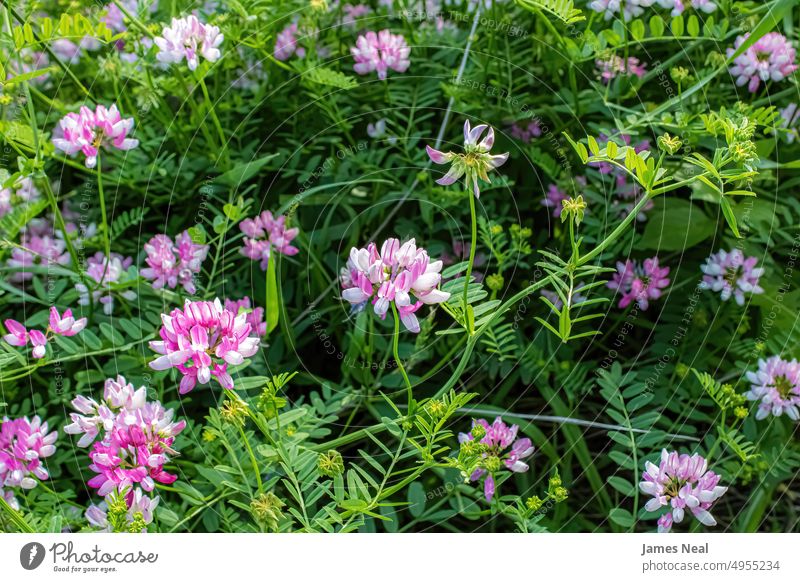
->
699;248;764;305
508;120;542;143
458;417;535;502
607;257;670;311
351;30;410;80
3;306;86;360
52;104;139;169
154;15;223;70
596;56;647;82
0;416;58;509
541;184;569;217
639;449;727;532
224;296;267;337
590;0;655;21
727;32;797;93
7;219;70;282
426;120;509;198
141;230;209;294
274;23;306;61
239;210;299;271
745;356;800;421
340;238;450;333
75;252;136;314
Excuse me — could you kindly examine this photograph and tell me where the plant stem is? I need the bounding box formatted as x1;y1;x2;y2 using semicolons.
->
391;303;414;408
198;76;229;167
463;193;478;333
238;424;263;493
0;495;34;533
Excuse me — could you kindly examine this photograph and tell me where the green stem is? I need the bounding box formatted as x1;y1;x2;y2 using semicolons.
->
391;303;414;409
577;193;652;267
198;76;229;166
463;193;478;333
0;495;35;533
238;424;264;493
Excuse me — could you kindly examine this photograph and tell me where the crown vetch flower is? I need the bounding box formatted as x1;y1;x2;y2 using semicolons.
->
607;257;670;310
154;15;223;70
351;29;410;80
239;210;299;271
141;230;209;294
745;356;800;421
274;22;306;61
541;184;569;218
75;252;136;315
0;415;58;510
699;248;764;305
426;120;509;198
639;449;727;532
340;237;450;333
458;417;535;502
3;306;86;360
596;55;647;82
52;104;138;169
7;222;70;282
86;488;159;532
148;299;260;393
727;32;797;93
224;297;267;337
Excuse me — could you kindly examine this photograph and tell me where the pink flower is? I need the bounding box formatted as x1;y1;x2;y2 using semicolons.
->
351;29;410;80
508;120;542;143
141;230;209;294
728;32;797;93
148;299;260;393
154;15;223;70
699;248;764;306
0;415;58;509
426;120;509;198
590;0;655;21
340;238;450;333
458;417;535;502
0;175;40;218
239;210;299;271
52;104;139;168
596;56;647;82
224;297;267;337
86;488;159;532
49;306;87;336
7;221;70;282
607;257;670;311
745;356;800;421
639;449;727;532
541;184;569;218
75;252;136;314
274;23;306;61
3;306;87;360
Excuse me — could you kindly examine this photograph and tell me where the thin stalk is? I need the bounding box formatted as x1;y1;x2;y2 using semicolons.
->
238;424;264;493
391;303;414;408
0;495;34;533
198;76;229;166
463;193;478;333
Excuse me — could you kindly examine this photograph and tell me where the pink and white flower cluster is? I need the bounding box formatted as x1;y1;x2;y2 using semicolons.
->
0;175;40;218
340;237;450;333
239;210;299;271
745;356;800;421
52;104;139;169
148;299;260;393
7;218;70;282
274;23;306;61
224;297;267;337
86;488;160;532
640;449;727;532
607;257;670;311
0;416;58;510
351;30;411;80
3;306;87;359
75;252;136;315
589;0;654;21
141;231;209;295
699;248;763;305
596;56;647;83
656;0;717;15
458;417;535;502
155;15;223;70
727;33;797;93
65;375;185;526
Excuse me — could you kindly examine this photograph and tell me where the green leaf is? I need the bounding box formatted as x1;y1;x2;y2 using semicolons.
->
609;507;635;528
216;154;278;187
264;251;280;337
407;482;427;518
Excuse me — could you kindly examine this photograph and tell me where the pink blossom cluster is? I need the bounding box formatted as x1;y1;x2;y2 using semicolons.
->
727;33;797;93
596;56;647;83
699;248;764;306
224;297;267;337
351;30;411;80
340;237;450;333
7;219;70;282
155;15;223;70
340;3;371;27
589;0;654;21
745;356;800;421
52;104;139;169
274;23;306;61
65;375;184;523
75;252;136;315
86;488;160;532
3;306;87;360
141;231;209;295
239;210;299;271
458;417;535;502
0;175;40;218
508;119;542;143
148;299;260;393
607;257;670;311
640;449;727;532
0;416;57;510
51;37;100;65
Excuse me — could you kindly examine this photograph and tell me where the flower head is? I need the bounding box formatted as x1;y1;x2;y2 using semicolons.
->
7;219;70;282
0;415;58;510
699;248;764;305
141;230;209;294
154;15;223;70
745;356;800;421
148;299;260;393
86;488;159;532
590;0;655;21
351;29;410;80
426;120;509;198
458;417;535;502
340;237;450;333
596;55;647;82
75;252;136;314
541;184;569;218
727;32;797;93
607;257;670;310
639;449;727;532
3;306;86;360
508;119;542;143
274;22;306;61
52;104;138;168
223;296;267;337
239;210;299;270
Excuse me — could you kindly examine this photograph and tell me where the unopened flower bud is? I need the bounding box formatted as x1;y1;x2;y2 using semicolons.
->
318;449;345;478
